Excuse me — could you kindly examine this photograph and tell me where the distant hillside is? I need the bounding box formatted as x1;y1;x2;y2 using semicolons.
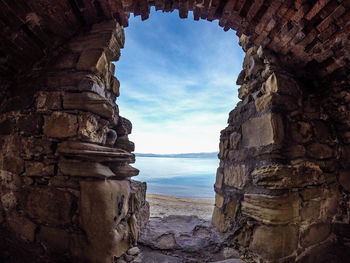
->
135;152;218;158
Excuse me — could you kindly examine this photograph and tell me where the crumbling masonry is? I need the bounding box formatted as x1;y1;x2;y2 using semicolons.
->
0;1;349;263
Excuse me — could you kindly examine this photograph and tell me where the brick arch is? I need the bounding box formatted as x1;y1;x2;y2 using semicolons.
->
0;1;349;79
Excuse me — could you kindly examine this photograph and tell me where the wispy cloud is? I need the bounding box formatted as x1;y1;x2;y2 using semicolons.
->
114;8;244;154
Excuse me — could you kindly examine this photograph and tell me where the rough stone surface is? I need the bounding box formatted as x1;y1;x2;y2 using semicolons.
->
43;112;78;138
250;225;298;260
24;187;74;225
242;113;284;147
241;194;300;224
80;180;131;261
223;165;247;189
1;2;350;262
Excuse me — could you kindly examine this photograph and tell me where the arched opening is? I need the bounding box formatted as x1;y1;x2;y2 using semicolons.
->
116;8;244;218
111;9;246;261
0;1;349;263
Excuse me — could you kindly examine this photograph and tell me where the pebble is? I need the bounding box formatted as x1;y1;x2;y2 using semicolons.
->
127;247;140;256
132;254;143;263
124;254;134;262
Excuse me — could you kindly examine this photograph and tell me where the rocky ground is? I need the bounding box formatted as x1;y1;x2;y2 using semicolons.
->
115;215;245;263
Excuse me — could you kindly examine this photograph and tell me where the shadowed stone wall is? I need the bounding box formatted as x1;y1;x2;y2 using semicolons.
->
0;1;349;262
213;36;350;263
0;20;149;262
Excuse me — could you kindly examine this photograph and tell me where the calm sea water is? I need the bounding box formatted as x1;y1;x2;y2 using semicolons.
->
133;157;219;200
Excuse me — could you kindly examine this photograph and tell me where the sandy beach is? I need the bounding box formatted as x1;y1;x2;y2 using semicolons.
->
146;193;215;220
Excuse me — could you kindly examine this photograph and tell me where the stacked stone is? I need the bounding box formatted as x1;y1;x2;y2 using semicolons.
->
323;76;350;250
213;34;347;262
0;20;149;262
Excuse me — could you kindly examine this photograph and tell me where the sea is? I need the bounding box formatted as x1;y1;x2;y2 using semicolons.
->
133;156;219;200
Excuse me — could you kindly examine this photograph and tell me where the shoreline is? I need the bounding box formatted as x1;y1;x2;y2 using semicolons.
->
146;193;215;220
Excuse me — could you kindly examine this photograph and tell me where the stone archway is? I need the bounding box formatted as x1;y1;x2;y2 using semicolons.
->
0;1;349;263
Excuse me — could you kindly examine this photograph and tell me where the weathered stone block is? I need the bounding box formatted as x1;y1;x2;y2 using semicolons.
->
7;212;36;242
36;91;62;112
135;202;150;231
229;132;241;149
106;128;117;146
251;162;324;189
250;225;298;259
301;223;331;248
115;135;135;152
63;92;114;120
225;198;238;219
339;170;350;191
77;75;106;97
242;113;284;147
116;116;132;136
110;75;120;97
55;52;79;69
223;164;247;189
108;163;139;178
78;112;108;143
76;49;108;75
79;180;131;261
301;200;321;221
212;207;228;232
58;159;115;178
241;193;300;224
22;137;52;159
265;73;301;97
1;156;24;175
307;143;333;159
215;194;224;208
43;112;78;138
255;94;272;112
255;93;299;113
215;168;223;189
291;121;312;143
57;141;134;163
17;114;43;135
285;144;306;159
1;192;17;210
0;171;22;191
300;187;322;201
129;180;147;213
25;161;54;176
24;187;74;225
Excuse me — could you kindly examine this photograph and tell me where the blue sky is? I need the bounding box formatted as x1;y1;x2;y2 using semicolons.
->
114;8;244;154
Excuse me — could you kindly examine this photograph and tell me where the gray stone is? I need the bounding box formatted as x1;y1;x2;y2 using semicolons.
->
63;92;114;119
127;247;140;256
242;113;284;147
79;180;131;261
241;193;300;224
223;165;247;189
210;259;244;263
43;112;78;138
58;159;115;178
250;225;298;259
139;250;181;263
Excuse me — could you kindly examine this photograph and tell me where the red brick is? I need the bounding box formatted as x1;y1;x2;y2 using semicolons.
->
305;0;331;20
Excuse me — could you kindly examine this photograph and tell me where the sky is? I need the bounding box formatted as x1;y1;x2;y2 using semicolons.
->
114;8;244;154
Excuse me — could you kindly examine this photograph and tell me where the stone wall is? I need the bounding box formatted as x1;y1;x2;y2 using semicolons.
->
0;20;149;262
0;1;349;262
213;36;349;263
